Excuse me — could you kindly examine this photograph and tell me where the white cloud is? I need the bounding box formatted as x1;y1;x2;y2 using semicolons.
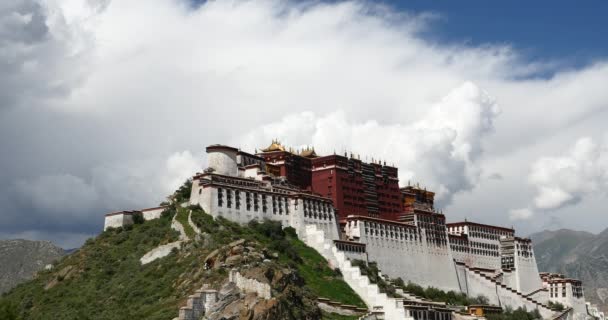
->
164;150;201;193
0;0;92;109
15;174;99;215
1;0;608;245
239;81;499;206
528;136;608;211
12;151;202;223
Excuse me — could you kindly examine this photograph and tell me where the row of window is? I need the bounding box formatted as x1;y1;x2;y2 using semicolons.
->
364;223;421;241
335;242;365;253
448;225;513;240
501;256;515;269
302;198;334;221
217;188;289;215
550;287;567;298
451;245;500;256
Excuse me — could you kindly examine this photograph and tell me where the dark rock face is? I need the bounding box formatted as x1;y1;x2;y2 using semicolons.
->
531;228;608;313
0;239;65;294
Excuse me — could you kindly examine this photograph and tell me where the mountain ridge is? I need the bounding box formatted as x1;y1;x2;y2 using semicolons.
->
0;239;66;294
531;227;608;313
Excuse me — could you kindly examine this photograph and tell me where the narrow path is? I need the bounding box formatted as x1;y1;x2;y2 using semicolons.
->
140;210;190;265
172;210;189;241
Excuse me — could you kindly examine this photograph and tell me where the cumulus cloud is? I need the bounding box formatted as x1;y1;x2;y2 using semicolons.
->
239;82;499;205
0;0;92;109
7;152;201;234
14;174;99;215
1;0;608;244
164;150;201;193
528;136;608;211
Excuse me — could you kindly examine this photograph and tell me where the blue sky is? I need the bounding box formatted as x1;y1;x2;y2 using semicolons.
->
374;1;608;70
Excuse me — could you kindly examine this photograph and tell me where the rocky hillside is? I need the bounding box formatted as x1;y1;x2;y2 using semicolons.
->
531;228;608;313
0;202;364;320
0;239;65;294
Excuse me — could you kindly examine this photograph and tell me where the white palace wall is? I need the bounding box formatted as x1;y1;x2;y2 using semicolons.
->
104;213;133;231
142;206;169;221
345;219;461;292
207;148;238;176
501;269;519;290
513;240;543;295
190;183;340;241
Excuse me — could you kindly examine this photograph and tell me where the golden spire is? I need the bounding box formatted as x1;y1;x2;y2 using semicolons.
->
261;139;285;152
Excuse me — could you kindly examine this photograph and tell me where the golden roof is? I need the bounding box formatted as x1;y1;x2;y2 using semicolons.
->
299;147;318;158
261;139;286;152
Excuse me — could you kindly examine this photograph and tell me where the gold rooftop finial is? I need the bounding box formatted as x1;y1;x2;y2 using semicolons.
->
261;139;285;152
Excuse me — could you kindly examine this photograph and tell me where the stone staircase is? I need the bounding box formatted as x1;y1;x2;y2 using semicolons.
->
302;224;412;320
463;264;558;318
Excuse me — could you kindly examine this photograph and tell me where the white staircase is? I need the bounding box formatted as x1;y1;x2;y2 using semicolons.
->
302;225;412;320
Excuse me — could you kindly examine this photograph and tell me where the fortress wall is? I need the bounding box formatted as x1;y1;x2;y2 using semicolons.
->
501;269;518;289
452;251;501;270
454;263;469;293
211;190;291;226
514;251;543;294
339;249;366;262
229;270;271;299
352;220;460;292
103;213;133;231
527;289;549;305
190;184;211;213
207;148;238;176
142;206;168;220
464;268;500;305
549;283;587;315
334;241;367;262
191;186;338;240
465;269;553;318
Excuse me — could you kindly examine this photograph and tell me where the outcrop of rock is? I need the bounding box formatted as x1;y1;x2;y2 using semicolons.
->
531;228;608;313
0;203;357;319
0;239;65;294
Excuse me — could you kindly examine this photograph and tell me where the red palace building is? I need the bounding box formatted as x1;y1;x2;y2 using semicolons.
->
256;140;436;223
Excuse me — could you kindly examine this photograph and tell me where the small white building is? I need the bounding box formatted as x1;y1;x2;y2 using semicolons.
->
542;273;588;315
103;205;169;231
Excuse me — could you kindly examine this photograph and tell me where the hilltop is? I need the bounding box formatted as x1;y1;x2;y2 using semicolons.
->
531;228;608;313
0;198;364;320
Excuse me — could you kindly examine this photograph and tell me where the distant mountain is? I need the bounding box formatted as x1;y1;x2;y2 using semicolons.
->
531;228;608;313
0;239;66;294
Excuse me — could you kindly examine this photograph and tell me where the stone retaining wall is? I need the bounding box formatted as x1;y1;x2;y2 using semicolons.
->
174;288;218;320
228;269;271;300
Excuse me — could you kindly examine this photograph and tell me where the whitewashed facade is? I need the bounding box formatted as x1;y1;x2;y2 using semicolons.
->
103;144;597;319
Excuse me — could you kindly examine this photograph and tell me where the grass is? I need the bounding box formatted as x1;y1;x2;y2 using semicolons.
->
0;202;366;319
175;207;195;239
352;260;489;307
486;307;542;320
0;215;190;320
289;239;366;308
188;206;366;308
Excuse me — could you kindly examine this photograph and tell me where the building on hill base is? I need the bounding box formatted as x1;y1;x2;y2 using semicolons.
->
103;141;598;320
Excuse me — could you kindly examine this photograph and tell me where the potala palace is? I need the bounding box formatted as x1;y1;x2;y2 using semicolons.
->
104;141;605;320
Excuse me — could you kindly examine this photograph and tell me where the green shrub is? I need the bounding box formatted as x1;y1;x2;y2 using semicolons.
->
548;301;565;311
1;207;366;318
173;179;192;203
0;300;20;320
486;307;542;320
132;212;144;224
